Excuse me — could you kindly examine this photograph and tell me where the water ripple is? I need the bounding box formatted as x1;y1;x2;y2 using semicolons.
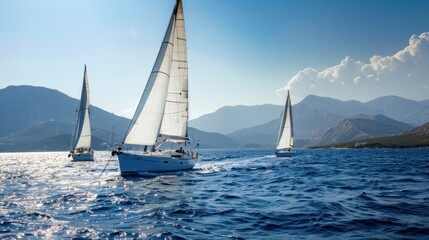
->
0;149;429;238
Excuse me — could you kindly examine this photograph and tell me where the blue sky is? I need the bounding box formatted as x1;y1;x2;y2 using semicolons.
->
1;0;428;119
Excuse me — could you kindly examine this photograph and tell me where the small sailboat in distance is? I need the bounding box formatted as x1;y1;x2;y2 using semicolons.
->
276;90;297;157
112;0;198;175
69;65;94;161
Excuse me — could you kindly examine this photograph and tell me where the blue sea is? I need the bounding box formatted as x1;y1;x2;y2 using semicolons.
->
1;149;429;239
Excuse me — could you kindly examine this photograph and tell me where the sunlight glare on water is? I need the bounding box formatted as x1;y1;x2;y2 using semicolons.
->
1;149;429;239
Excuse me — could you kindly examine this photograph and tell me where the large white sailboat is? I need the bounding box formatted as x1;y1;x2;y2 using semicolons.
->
276;91;297;157
113;0;198;175
69;65;94;161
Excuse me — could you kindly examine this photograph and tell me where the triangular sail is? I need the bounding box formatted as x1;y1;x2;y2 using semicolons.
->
160;0;189;140
122;6;177;146
276;91;294;149
73;65;91;150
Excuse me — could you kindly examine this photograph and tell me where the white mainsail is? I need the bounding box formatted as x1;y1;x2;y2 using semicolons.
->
123;9;177;146
276;91;294;150
123;0;189;146
160;0;189;140
73;65;91;150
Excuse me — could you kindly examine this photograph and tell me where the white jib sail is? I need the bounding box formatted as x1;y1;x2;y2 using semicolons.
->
73;65;91;150
123;9;176;146
276;91;294;150
160;0;188;140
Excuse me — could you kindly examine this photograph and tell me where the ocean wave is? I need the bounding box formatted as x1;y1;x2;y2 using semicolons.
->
0;149;428;239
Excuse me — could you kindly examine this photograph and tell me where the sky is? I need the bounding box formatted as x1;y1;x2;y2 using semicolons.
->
1;0;429;119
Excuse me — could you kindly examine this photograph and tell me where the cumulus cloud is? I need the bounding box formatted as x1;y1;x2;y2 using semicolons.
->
277;32;429;101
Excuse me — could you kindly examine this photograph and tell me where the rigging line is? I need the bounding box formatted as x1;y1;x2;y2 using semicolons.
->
98;155;114;179
89;155;120;190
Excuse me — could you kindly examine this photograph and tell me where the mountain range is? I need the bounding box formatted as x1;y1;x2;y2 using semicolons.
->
1;85;428;151
0;85;239;151
318;122;429;149
190;94;429;147
189;104;283;134
314;114;413;146
0;85;130;139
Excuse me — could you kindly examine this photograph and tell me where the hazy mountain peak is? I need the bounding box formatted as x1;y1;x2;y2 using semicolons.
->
321;121;429;148
189;104;283;134
300;95;362;104
1;85;65;97
0;85;130;139
347;114;390;121
365;95;429;125
317;114;413;145
297;95;380;117
403;122;429;135
365;95;417;105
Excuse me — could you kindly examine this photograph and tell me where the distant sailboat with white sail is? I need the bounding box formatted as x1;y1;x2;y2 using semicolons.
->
69;65;94;161
276;90;296;157
112;0;198;174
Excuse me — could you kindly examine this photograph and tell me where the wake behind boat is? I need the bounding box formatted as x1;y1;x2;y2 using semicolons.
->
276;91;296;157
113;0;198;174
69;65;94;161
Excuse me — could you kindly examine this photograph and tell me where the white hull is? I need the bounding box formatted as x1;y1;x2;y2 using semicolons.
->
118;152;197;175
276;149;297;158
72;152;94;161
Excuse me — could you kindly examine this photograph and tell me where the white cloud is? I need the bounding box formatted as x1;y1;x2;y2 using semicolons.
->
277;32;429;101
353;76;361;83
